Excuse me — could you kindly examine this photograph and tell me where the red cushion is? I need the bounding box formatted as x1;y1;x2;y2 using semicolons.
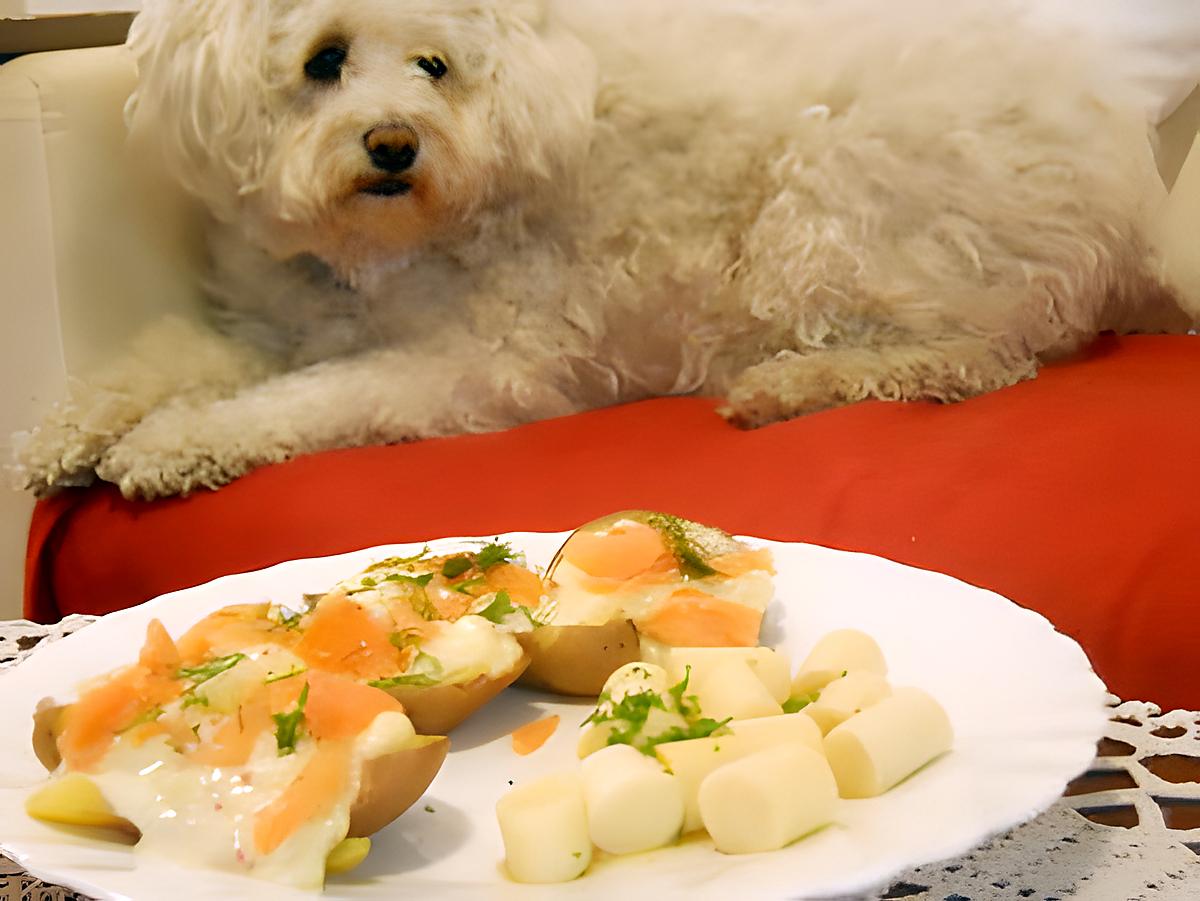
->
26;335;1200;710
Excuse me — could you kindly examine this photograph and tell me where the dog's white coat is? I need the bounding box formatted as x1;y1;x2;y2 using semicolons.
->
16;0;1195;498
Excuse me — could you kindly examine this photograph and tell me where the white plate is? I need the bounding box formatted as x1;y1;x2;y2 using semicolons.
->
0;533;1108;900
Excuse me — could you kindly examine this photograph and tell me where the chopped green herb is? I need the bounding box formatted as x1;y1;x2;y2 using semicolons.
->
384;572;434;588
441;556;473;579
633;718;729;751
572;851;582;859
360;576;378;589
782;691;820;714
365;548;430;572
264;665;307;685
122;705;164;731
272;681;309;756
476;590;541;628
181;694;210;709
585;667;729;755
389;629;423;651
424;804;435;813
475;541;515;571
645;513;719;579
278;608;304;630
368;653;444;689
477;590;517;624
177;653;246;687
452;576;487;595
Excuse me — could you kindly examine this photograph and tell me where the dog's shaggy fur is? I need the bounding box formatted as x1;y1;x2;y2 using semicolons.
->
17;0;1194;498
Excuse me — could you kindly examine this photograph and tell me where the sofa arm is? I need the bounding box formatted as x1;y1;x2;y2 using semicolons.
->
0;45;207;619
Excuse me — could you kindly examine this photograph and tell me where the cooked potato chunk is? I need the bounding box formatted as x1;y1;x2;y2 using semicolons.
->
325;837;371;876
25;773;138;837
823;687;953;798
496;773;592;883
698;745;837;854
580;744;685;854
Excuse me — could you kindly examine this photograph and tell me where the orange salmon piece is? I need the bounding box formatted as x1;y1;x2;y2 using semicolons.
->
485;563;545;608
635;590;762;648
138;619;181;675
384;591;438;635
253;742;351;856
426;581;474;621
511;715;560;756
707;549;775;577
294;595;402;681
177;605;292;664
304;671;406;742
59;620;183;772
562;521;667;580
190;693;273;767
267;674;308;713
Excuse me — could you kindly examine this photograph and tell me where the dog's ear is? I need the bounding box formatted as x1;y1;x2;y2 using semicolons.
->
484;6;597;202
125;0;273;222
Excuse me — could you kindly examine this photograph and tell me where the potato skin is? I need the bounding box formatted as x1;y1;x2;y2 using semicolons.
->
32;701;66;772
383;654;531;734
348;735;449;838
516;622;640;697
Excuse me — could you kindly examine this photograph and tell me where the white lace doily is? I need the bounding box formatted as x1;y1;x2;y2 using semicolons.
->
2;618;1197;901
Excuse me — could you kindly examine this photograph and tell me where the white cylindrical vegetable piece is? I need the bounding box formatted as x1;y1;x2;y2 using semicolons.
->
578;662;673;758
690;658;782;721
576;720;616;759
727;712;823;751
698;745;837;854
791;629;888;696
666;647;792;704
580;744;685;854
804;672;892;735
496;773;592;883
823;687;953;799
655;712;823;833
602;661;672;700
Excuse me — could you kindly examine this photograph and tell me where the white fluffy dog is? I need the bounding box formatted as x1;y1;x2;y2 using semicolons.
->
17;0;1193;498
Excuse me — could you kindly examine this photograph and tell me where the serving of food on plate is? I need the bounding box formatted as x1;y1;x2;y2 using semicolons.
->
0;514;1110;899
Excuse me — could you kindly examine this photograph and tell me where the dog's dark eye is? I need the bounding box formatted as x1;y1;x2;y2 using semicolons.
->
416;56;448;79
304;45;347;82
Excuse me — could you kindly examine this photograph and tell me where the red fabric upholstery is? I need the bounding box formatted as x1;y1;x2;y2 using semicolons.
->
25;335;1200;710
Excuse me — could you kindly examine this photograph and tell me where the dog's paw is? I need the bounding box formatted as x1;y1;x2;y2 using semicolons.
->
721;351;862;428
95;402;288;500
97;440;238;500
11;417;113;496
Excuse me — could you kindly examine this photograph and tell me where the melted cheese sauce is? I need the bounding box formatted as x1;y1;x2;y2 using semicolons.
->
420;615;526;682
83;707;415;888
551;559;774;626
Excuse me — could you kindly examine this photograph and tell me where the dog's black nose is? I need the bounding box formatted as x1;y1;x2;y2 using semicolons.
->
364;126;419;173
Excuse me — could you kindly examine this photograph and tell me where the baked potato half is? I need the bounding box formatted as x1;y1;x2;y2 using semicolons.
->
24;618;457;888
520;511;776;696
